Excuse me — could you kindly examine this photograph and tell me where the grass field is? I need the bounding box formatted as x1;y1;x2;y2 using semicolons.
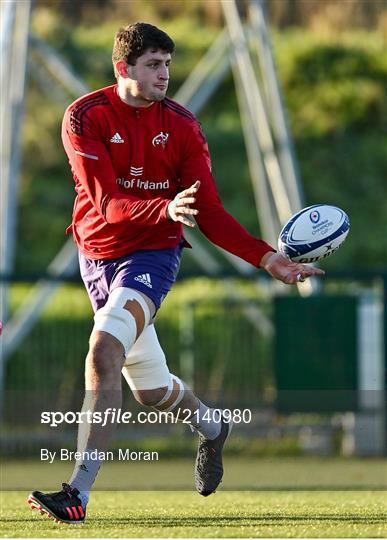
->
1;458;386;537
1;490;386;538
2;457;386;491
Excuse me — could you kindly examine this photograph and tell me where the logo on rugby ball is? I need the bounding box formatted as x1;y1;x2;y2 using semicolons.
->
309;210;320;223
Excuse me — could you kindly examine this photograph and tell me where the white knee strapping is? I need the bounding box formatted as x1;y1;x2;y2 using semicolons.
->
94;287;151;356
153;374;185;412
122;324;170;390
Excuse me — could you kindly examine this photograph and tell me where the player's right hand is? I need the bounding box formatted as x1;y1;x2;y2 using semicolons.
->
260;251;325;285
167;181;200;228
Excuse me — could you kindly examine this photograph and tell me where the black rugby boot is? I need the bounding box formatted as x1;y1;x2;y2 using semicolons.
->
195;416;233;496
27;483;86;524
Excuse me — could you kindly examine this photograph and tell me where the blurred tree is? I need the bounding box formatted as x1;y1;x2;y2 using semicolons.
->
34;0;386;29
267;0;385;30
35;0;113;24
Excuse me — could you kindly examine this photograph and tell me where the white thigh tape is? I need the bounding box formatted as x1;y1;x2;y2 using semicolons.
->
93;288;151;355
94;306;136;356
153;375;185;412
108;287;151;325
122;324;170;391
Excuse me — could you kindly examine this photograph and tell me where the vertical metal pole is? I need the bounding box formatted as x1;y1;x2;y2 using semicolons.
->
232;61;279;246
384;275;387;455
221;0;292;225
0;0;31;316
249;0;304;212
0;0;31;422
0;0;16;323
355;292;385;455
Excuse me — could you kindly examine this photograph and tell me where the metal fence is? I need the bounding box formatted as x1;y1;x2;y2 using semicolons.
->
1;272;386;456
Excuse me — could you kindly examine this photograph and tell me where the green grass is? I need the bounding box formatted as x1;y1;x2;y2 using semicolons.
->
2;457;386;491
1;490;386;538
1;458;386;537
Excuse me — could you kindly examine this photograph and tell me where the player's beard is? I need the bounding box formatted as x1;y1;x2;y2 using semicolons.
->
138;81;167;103
148;87;167;102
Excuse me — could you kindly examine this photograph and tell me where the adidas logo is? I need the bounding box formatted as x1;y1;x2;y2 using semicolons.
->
110;132;124;143
134;273;152;288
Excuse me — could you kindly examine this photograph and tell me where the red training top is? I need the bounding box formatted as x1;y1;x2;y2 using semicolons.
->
62;84;274;266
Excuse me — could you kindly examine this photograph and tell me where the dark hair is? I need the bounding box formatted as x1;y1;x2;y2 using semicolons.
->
112;22;175;76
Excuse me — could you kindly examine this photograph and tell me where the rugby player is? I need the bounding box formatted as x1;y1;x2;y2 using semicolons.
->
28;22;324;524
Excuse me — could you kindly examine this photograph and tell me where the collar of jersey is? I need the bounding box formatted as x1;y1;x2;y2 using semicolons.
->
109;84;159;117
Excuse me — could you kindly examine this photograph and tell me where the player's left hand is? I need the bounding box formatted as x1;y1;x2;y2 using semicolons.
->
260;252;325;285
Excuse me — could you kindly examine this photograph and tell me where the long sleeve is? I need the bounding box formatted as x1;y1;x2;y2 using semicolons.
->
180;121;275;267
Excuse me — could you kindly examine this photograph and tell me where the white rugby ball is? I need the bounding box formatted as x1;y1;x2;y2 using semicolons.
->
278;204;350;263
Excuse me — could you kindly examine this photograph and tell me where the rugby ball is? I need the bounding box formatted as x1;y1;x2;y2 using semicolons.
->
278;204;350;263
